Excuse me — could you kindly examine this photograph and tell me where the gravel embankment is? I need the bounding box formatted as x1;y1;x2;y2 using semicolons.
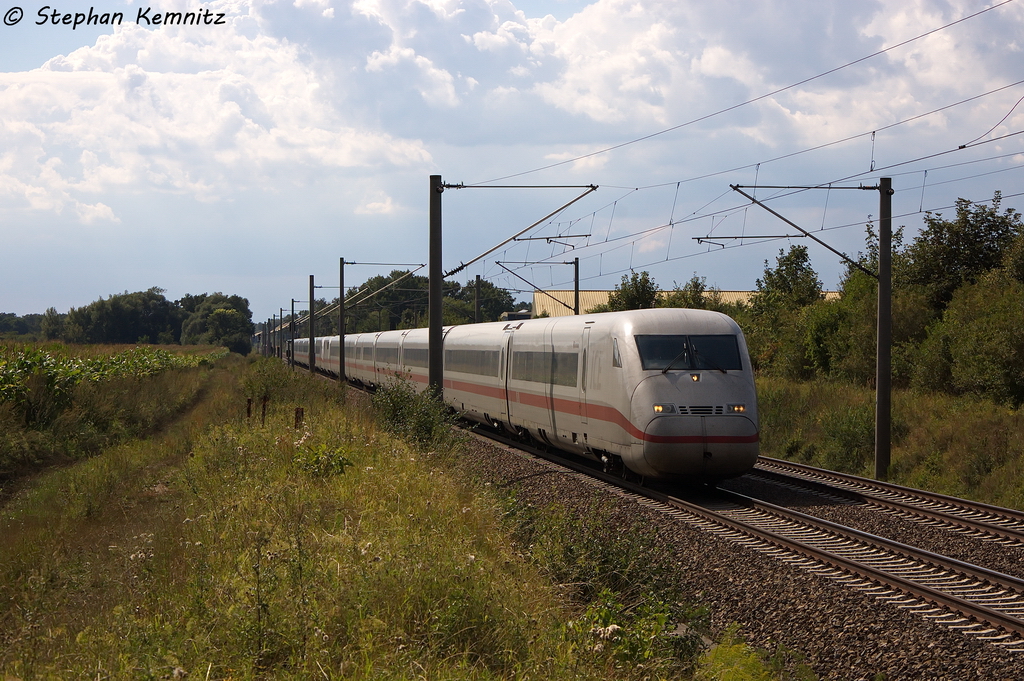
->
453;436;1023;680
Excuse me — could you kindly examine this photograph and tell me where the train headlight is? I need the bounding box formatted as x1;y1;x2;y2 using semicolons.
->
727;403;746;413
653;403;676;414
690;373;701;382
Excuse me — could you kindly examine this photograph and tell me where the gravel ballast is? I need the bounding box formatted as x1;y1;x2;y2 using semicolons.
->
453;435;1023;680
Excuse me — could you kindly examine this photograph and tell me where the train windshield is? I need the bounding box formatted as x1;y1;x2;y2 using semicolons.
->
634;334;742;372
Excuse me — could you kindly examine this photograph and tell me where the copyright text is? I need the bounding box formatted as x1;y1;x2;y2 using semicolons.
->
4;6;229;29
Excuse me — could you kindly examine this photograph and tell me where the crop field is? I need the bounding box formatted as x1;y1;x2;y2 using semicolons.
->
0;343;228;480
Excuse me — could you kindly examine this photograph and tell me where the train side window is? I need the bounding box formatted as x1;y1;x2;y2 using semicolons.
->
612;338;622;368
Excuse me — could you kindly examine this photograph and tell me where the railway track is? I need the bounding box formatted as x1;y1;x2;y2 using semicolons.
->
471;428;1024;652
696;488;1024;651
333;373;1024;654
749;457;1024;547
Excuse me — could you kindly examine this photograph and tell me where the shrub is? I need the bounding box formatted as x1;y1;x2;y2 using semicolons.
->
818;404;875;474
371;379;463;452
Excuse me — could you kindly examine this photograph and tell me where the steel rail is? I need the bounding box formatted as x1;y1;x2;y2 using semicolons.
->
661;490;1024;639
708;488;1024;605
468;428;1024;641
746;467;1024;546
754;457;1024;541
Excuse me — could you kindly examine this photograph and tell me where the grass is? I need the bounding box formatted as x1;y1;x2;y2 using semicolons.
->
0;356;800;679
758;376;1024;509
0;340;224;359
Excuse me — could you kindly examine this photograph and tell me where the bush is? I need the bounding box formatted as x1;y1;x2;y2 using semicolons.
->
911;272;1024;407
371;379;463;452
818;404;875;474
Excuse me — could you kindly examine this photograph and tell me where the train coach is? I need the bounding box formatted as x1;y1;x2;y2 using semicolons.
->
294;308;759;481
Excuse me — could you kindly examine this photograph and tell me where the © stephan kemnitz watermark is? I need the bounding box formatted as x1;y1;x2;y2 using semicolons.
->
3;6;228;28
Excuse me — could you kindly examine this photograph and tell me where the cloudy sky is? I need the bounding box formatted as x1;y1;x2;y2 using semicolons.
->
2;0;1022;322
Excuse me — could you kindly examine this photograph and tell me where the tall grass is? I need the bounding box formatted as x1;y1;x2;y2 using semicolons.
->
1;358;794;679
0;360;699;679
758;376;1024;508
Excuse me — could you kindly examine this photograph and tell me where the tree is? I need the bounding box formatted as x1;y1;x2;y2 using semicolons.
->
905;192;1022;310
915;270;1024;407
342;271;517;332
65;287;184;344
344;270;430;333
1001;230;1024;285
661;275;725;310
605;271;660;311
454;278;516;322
742;246;822;376
180;293;254;354
752;245;822;314
0;313;43;338
41;307;64;340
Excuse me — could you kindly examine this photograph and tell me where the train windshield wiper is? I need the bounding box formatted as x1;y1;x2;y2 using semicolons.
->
692;346;727;374
661;344;691;374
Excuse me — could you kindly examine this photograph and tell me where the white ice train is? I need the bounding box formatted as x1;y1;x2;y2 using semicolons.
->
293;308;759;480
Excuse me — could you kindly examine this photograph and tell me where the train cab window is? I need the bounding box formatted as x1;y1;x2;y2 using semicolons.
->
611;338;622;368
690;335;742;371
634;334;741;372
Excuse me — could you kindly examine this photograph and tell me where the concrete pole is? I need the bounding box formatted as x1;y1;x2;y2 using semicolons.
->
429;175;444;394
574;257;580;315
339;257;346;383
309;274;316;375
475;274;481;323
290;299;295;370
875;177;893;480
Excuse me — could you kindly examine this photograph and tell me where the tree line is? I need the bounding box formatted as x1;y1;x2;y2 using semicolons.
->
11;190;1019;402
284;273;527;337
3;288;256;355
596;192;1024;408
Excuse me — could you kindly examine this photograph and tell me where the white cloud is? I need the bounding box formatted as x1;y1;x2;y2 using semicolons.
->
0;11;431;223
3;0;1024;319
76;201;121;224
544;148;608;171
354;190;396;214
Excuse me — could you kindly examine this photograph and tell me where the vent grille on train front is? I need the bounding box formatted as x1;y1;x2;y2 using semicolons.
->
680;405;722;415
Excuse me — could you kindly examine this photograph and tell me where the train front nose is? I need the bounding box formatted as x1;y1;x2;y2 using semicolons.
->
642;414;759;479
630;373;759;480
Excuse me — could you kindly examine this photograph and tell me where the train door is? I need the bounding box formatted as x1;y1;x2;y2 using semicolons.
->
580;326;591;425
499;330;513;425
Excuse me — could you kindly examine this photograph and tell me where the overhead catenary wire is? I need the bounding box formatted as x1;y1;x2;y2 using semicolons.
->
521;82;1024;272
273;9;1024;314
443;185;598;277
962;91;1024;147
331;12;1023;304
484;155;1024;300
468;0;1017;186
505;185;1024;296
569;78;1024;199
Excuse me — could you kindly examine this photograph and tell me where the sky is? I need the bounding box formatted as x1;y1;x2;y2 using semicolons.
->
1;0;1022;323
